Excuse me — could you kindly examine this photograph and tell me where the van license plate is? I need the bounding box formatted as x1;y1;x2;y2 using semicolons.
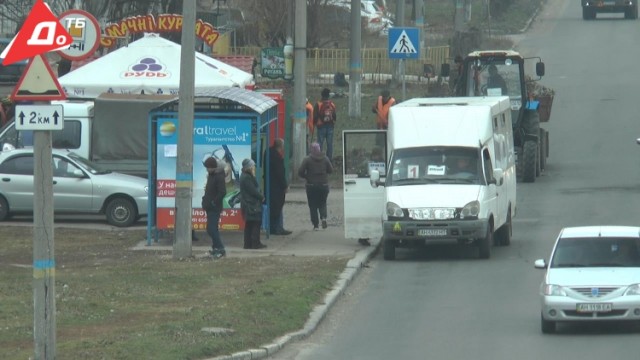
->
418;229;447;236
576;303;612;313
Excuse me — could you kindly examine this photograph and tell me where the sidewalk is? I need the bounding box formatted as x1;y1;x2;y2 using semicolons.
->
138;185;380;360
139;184;379;260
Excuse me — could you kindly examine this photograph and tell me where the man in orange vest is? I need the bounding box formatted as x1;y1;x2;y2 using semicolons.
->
372;89;395;130
305;98;314;149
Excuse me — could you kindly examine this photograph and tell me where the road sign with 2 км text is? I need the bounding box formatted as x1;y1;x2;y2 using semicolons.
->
15;104;64;130
388;27;419;60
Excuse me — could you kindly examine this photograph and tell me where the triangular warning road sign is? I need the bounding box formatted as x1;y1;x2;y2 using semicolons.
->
11;55;66;101
1;0;72;65
390;30;417;54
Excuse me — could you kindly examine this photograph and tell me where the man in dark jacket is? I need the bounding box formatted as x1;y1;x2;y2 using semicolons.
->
203;157;227;258
298;142;333;230
264;138;292;235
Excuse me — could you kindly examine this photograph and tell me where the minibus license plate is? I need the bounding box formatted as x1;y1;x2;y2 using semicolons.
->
576;303;612;313
418;229;447;236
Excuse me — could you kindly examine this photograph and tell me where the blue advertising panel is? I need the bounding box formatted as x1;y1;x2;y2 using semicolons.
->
156;118;252;230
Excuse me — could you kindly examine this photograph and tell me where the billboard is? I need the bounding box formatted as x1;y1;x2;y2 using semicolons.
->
155;118;252;230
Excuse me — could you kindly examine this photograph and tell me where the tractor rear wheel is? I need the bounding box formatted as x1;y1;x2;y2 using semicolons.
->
522;140;538;183
539;129;547;172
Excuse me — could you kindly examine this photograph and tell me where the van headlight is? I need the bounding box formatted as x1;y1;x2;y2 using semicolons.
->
386;202;404;218
144;186;149;194
460;200;479;219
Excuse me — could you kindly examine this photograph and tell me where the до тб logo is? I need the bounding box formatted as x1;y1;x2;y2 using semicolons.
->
1;0;72;66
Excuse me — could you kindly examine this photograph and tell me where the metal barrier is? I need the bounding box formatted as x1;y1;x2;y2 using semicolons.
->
229;45;450;82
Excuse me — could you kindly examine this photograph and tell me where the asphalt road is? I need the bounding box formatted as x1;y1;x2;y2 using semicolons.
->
271;1;640;359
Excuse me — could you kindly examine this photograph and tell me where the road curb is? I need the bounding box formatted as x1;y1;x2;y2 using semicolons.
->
204;242;380;360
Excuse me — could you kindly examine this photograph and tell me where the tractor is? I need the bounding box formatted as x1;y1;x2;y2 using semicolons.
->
442;50;551;182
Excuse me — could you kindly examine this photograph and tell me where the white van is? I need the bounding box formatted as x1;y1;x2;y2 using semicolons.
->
369;96;516;260
0;94;174;178
0;100;93;156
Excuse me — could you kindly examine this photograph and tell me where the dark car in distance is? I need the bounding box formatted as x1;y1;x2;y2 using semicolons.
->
0;38;28;83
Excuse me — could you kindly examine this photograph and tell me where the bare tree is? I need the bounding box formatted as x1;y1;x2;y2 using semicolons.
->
236;0;338;47
0;0;45;35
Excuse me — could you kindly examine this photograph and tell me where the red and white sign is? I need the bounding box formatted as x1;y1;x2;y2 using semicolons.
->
57;9;101;61
1;0;72;66
11;55;66;101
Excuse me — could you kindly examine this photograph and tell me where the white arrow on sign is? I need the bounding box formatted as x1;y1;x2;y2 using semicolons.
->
15;104;65;131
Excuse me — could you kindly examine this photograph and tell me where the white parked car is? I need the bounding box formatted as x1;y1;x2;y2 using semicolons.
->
0;148;148;227
535;226;640;333
327;0;386;35
379;16;393;36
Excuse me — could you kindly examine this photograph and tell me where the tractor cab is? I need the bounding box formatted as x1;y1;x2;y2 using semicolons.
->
448;50;545;129
442;50;549;183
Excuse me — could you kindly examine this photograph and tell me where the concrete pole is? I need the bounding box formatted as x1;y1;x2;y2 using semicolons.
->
174;0;197;259
287;0;294;38
286;0;294;180
292;0;307;180
454;0;467;31
33;130;55;359
393;0;405;83
416;0;425;53
348;0;362;118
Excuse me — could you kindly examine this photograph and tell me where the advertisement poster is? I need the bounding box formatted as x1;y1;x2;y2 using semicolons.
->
156;118;251;230
260;47;285;79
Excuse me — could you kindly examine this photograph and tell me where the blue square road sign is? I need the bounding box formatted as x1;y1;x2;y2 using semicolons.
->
388;27;420;59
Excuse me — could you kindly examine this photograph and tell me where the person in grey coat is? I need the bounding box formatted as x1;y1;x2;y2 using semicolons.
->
240;158;267;249
298;142;333;230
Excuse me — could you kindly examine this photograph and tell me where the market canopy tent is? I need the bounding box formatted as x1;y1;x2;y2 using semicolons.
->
58;33;254;98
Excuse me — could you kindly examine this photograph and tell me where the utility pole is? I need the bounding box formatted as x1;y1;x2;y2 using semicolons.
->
348;0;361;118
286;0;294;180
174;0;196;259
415;0;425;53
33;129;55;359
292;0;307;180
393;0;405;84
454;0;468;32
452;0;473;57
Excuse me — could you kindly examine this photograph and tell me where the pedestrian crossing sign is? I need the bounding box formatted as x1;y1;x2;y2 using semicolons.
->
388;27;420;59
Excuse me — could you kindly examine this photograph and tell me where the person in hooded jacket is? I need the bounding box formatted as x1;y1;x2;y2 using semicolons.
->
240;158;267;249
202;157;227;258
298;142;333;230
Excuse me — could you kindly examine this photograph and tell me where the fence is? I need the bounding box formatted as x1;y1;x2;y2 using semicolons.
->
231;45;450;84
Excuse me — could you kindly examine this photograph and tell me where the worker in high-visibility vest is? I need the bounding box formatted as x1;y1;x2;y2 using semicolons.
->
305;98;314;150
372;89;396;130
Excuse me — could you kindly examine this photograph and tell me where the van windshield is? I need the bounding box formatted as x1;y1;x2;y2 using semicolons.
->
387;146;481;186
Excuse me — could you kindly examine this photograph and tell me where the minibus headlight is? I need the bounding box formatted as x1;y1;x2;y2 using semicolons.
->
386;202;404;218
460;200;480;219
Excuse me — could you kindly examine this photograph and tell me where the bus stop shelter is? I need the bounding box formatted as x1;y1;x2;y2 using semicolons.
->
146;87;278;244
